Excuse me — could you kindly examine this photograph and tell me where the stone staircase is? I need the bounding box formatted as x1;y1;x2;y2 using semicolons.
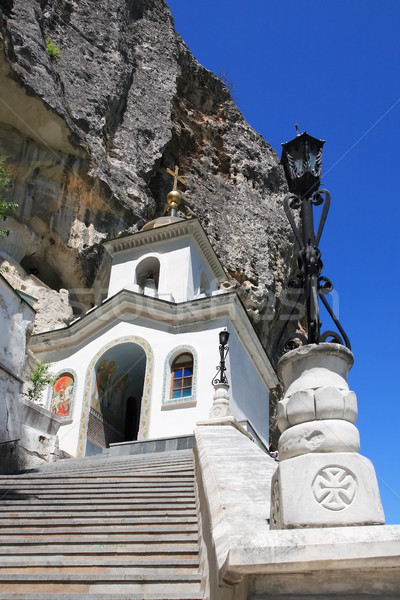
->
0;448;202;599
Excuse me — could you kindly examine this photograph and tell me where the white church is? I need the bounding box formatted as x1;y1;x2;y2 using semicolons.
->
29;172;277;458
2;163;400;600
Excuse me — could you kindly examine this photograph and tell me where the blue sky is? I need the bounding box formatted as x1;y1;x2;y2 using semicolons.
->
167;0;400;524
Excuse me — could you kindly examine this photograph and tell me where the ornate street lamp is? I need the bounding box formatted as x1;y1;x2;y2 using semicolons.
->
273;128;350;362
211;330;230;385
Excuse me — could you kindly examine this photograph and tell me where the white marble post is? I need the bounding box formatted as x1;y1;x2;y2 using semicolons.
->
209;382;231;419
270;343;385;529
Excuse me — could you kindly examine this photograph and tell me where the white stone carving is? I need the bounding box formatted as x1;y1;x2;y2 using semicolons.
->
270;451;384;529
209;383;231;419
314;386;345;420
278;419;360;460
312;465;357;511
270;344;384;528
276;397;289;432
278;343;353;398
285;389;315;425
343;390;358;424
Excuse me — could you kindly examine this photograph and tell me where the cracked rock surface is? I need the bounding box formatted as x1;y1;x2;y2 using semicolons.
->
0;0;294;347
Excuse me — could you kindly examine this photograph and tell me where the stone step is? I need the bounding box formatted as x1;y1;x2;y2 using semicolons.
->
0;449;201;599
0;497;196;510
0;581;202;598
0;478;194;489
0;543;198;556
0;588;202;599
0;522;198;536
1;513;195;535
0;531;197;543
2;464;194;475
0;572;202;583
0;518;197;529
0;594;202;600
0;497;195;508
0;488;195;496
0;510;196;521
0;540;199;553
0;481;195;490
0;563;199;574
0;494;195;503
0;511;196;524
18;464;195;477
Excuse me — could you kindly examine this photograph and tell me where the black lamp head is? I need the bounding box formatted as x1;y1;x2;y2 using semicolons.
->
281;131;325;197
219;330;230;346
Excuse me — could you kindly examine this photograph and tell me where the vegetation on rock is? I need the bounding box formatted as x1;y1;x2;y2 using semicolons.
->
24;363;56;406
0;156;18;239
45;38;60;60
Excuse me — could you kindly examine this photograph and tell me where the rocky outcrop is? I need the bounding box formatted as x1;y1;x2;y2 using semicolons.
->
0;256;73;332
0;0;294;346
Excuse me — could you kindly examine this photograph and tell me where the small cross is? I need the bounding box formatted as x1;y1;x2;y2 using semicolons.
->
166;166;185;191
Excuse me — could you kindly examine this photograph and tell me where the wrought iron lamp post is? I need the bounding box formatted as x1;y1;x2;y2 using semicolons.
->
273;129;350;362
212;330;230;386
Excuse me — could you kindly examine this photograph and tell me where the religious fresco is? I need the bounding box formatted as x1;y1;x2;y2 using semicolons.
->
50;372;75;420
91;359;130;433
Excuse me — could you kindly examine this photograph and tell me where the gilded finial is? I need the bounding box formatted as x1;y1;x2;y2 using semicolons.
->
166;166;185;217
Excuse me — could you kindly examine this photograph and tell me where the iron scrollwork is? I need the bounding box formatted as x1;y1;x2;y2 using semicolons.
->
211;331;230;386
273;188;351;363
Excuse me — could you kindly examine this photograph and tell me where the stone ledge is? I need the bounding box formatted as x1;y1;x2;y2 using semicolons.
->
20;397;62;437
109;434;194;456
194;424;400;597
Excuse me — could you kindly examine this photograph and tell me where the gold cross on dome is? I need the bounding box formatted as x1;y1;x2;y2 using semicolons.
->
166;166;185;191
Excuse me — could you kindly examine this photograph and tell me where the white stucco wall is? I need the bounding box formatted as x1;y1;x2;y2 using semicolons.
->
107;236;218;303
0;276;35;444
228;328;269;445
38;313;270;458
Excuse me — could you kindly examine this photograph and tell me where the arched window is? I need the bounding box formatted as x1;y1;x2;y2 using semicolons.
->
49;371;76;422
170;353;193;400
161;346;197;409
135;256;160;292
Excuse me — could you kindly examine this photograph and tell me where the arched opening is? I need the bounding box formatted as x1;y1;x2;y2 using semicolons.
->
135;256;160;292
86;343;146;456
199;271;209;295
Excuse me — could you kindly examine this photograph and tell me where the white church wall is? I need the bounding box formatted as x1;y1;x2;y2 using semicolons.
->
0;276;35;447
228;328;270;447
39;309;270;457
147;324;225;440
188;239;218;297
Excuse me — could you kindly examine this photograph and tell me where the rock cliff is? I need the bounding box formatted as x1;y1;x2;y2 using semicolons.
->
0;0;293;347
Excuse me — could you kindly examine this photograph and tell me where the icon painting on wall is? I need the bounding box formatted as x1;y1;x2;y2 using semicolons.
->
50;373;75;419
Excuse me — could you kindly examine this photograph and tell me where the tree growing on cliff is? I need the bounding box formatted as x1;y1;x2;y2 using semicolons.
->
0;156;18;239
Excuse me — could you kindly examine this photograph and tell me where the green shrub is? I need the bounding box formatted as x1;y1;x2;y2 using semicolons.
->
45;38;61;60
24;363;56;406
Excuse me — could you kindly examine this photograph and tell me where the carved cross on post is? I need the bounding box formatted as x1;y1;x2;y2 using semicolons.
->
166;166;185;191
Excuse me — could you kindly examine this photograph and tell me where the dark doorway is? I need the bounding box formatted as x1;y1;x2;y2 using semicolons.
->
86;343;146;456
125;396;141;441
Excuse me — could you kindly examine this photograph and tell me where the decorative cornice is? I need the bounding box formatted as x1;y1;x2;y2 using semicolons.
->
30;290;278;389
103;218;227;283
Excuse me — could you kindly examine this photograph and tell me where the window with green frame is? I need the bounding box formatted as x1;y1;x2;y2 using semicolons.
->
170;353;193;399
